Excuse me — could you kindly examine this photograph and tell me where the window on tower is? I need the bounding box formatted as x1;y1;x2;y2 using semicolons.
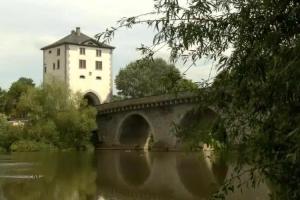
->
57;60;60;69
95;61;102;70
79;60;86;69
96;49;102;57
53;63;55;70
80;48;85;55
57;48;60;56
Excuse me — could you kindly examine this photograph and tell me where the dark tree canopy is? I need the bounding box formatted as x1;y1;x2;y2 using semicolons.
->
115;58;198;98
4;77;35;117
0;88;6;113
8;77;35;99
98;0;300;199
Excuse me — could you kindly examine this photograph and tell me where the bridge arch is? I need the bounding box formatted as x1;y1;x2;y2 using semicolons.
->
176;107;218;146
117;112;155;149
83;91;101;106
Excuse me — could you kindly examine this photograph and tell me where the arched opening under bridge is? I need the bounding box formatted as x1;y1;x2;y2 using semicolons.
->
119;114;152;149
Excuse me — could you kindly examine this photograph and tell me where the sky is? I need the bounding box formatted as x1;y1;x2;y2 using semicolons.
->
0;0;216;91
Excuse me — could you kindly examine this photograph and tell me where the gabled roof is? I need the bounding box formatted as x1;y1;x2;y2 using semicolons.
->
41;28;115;50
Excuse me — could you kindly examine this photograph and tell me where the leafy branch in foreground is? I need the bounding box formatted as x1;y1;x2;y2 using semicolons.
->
97;0;300;199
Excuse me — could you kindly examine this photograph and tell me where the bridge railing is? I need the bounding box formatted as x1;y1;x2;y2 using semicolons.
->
97;92;201;114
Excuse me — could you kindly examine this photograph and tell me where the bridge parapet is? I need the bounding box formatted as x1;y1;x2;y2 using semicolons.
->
96;92;200;114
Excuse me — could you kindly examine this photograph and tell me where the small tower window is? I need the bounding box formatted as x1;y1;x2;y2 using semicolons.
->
80;48;85;55
95;61;102;70
96;76;101;80
57;48;60;56
79;60;86;69
96;49;102;57
57;60;60;69
44;67;47;73
53;63;55;70
49;50;52;54
80;75;85;79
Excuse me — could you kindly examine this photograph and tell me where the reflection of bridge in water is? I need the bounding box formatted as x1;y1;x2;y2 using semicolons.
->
95;151;228;200
95;151;269;200
0;151;269;200
96;93;217;150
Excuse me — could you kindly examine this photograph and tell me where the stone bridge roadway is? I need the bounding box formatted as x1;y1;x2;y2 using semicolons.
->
96;93;217;150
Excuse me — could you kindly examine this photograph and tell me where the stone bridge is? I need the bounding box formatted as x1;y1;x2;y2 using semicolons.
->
96;93;217;150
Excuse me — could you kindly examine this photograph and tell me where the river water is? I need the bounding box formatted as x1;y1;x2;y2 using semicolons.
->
0;151;269;200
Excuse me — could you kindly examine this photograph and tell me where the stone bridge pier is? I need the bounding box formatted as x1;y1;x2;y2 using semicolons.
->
96;93;216;150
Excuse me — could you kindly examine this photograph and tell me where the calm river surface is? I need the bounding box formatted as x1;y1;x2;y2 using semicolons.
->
0;151;269;200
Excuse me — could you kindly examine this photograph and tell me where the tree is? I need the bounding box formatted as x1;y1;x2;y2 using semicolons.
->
15;81;97;150
5;77;35;117
110;95;125;102
115;58;198;98
0;80;97;151
0;88;6;113
0;113;23;152
97;0;300;199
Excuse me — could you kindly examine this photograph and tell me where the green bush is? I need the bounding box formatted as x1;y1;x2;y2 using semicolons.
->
0;114;24;151
0;146;7;153
14;81;97;151
10;140;57;152
25;120;59;145
1;80;97;152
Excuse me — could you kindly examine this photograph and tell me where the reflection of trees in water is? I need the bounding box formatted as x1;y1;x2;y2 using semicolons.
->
1;152;97;200
176;153;226;199
211;158;228;186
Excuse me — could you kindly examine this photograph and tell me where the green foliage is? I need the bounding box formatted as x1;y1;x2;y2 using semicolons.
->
25;120;59;145
175;107;219;150
115;58;198;98
110;95;126;102
10;140;57;152
0;114;23;151
0;80;97;152
0;146;6;153
0;87;7;113
54;106;96;150
4;77;35;117
21;82;97;150
98;0;300;198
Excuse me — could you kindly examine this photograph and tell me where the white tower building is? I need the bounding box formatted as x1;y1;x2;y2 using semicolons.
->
41;27;114;105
